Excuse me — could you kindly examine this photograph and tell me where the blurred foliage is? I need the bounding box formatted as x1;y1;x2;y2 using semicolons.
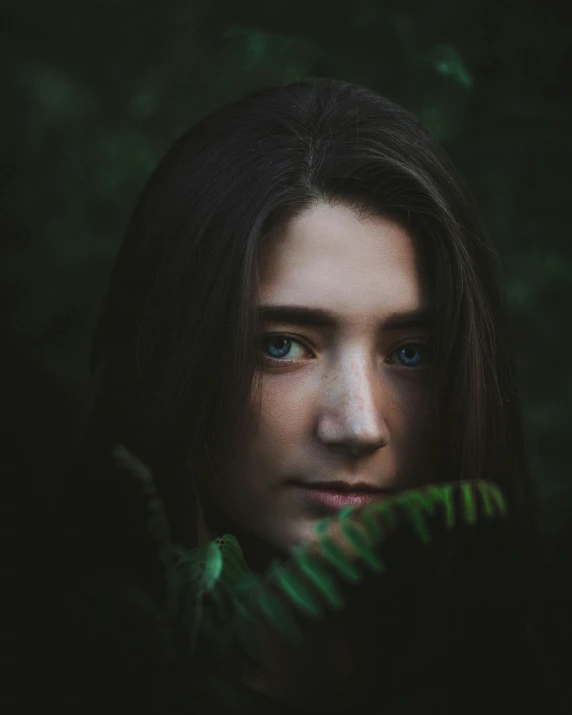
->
1;0;571;535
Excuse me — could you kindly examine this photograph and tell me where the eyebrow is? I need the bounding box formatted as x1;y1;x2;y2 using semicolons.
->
256;304;436;331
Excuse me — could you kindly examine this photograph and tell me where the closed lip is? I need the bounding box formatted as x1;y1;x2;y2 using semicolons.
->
291;480;390;493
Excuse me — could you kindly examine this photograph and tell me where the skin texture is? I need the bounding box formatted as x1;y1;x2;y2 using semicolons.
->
206;201;445;708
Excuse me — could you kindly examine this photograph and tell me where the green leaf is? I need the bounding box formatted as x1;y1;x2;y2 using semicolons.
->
110;445;177;618
232;571;264;611
395;491;435;544
425;484;455;528
340;521;385;573
338;505;356;520
361;501;398;543
314;516;333;537
461;482;477;525
269;558;322;618
477;481;508;518
360;505;383;542
257;588;304;644
178;479;511;678
233;605;266;664
210;535;251;609
320;535;361;583
204;541;224;591
290;545;345;610
430;44;473;89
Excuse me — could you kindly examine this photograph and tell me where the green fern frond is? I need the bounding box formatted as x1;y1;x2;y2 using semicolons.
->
213;534;251;588
203;540;224;590
173;532;251;654
319;534;364;582
288;546;345;610
477;480;507;518
360;499;399;541
175;478;509;678
340;520;385;573
461;482;477;525
269;558;323;618
256;585;305;645
110;444;176;614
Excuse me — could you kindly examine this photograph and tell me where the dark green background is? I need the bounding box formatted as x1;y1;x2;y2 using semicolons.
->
2;0;570;537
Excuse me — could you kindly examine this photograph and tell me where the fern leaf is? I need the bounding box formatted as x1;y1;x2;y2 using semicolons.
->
477;480;507;517
214;534;250;587
314;516;333;537
111;444;176;613
338;505;356;520
233;606;267;667
340;520;385;573
319;535;362;582
180;478;512;681
360;505;384;541
203;541;224;591
232;570;264;604
426;483;455;527
461;482;477;525
394;490;435;544
268;558;323;618
206;536;251;618
360;500;398;542
289;545;345;610
256;587;304;644
173;544;209;652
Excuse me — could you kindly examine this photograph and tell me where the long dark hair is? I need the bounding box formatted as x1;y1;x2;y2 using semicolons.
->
79;77;540;555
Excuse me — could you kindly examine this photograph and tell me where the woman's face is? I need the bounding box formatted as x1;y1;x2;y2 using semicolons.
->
209;202;443;566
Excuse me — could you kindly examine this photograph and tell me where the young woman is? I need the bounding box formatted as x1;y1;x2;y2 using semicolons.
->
74;78;558;713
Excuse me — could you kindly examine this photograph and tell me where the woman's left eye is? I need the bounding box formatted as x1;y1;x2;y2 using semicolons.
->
388;342;433;368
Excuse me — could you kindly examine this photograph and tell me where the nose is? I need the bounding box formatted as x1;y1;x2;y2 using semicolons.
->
316;353;389;457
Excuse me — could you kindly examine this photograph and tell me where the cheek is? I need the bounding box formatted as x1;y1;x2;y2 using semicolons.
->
209;378;310;513
251;377;312;447
384;371;432;420
392;379;441;457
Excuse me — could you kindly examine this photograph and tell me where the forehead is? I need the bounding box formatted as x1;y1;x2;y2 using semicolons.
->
258;203;431;320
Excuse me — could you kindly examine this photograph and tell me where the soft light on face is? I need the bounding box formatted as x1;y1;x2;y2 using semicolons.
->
209;202;443;566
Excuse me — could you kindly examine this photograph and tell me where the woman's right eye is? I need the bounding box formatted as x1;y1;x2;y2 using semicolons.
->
260;334;310;364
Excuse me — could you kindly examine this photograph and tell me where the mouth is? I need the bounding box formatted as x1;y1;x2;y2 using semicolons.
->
290;480;392;511
298;481;384;492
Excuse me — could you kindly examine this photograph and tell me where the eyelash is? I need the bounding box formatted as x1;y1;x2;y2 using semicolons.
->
259;334;433;369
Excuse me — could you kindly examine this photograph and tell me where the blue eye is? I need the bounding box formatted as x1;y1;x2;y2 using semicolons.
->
263;335;306;361
391;343;432;368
